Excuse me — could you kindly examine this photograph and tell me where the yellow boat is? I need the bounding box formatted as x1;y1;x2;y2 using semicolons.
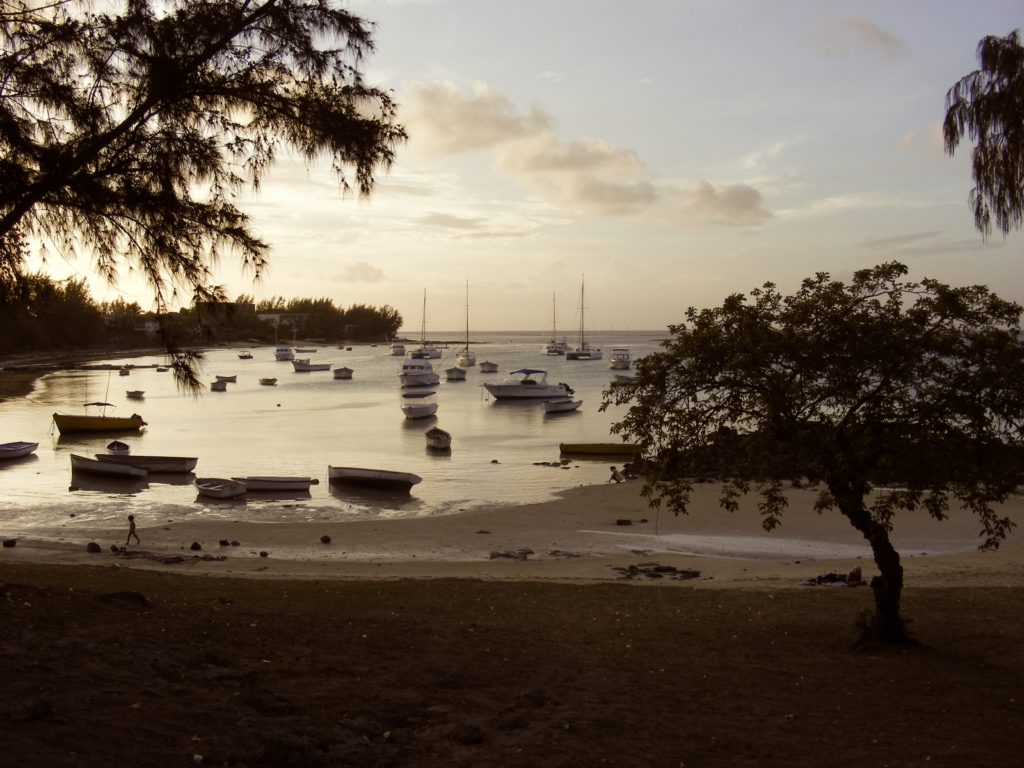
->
53;410;147;434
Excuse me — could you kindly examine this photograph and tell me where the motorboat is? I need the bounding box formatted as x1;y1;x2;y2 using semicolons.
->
70;453;148;478
390;341;406;356
558;442;642;457
293;358;331;372
333;366;353;380
565;277;602;360
483;369;573;400
274;346;295;361
94;454;198;473
210;380;227;392
52;407;147;434
0;441;38;459
608;348;631;370
106;440;130;454
401;390;438;419
215;375;237;383
118;366;130;376
195;477;247;499
328;465;422;492
479;361;498;373
259;377;278;386
542;293;569;355
230;476;320;492
456;281;476;366
238;351;253;360
399;358;440;387
125;390;145;400
543;398;583;414
445;366;466;382
425;426;452;450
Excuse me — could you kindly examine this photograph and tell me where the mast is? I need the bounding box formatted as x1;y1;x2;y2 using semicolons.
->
551;292;557;344
578;276;586;348
464;281;470;351
420;289;427;346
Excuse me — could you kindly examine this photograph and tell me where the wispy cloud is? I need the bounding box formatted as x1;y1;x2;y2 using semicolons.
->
416;212;485;230
678;182;772;226
343;262;386;282
810;16;909;62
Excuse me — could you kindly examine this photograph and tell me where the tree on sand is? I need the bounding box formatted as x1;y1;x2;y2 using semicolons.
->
0;1;404;389
944;29;1024;239
603;263;1024;642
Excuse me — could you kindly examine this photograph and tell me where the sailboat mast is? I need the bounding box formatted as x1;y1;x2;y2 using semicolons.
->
465;281;470;348
579;277;586;347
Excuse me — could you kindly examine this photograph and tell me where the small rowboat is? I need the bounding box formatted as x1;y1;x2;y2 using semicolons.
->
70;454;148;478
479;361;498;373
126;390;145;400
259;378;278;386
195;477;247;499
425;427;452;450
0;441;38;459
106;440;131;454
328;466;422;492
230;476;320;492
94;454;198;473
210;380;227;392
333;367;353;380
215;375;237;383
543;398;582;414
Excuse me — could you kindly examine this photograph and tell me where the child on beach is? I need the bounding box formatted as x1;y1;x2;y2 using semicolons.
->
125;514;140;546
608;466;625;483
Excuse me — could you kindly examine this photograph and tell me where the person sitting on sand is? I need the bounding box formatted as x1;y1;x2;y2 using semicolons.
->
125;514;140;546
608;466;625;484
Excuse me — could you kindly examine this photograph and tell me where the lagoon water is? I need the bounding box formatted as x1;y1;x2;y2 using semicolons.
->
0;331;667;532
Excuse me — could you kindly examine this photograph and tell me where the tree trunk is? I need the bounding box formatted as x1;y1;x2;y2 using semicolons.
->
830;484;908;643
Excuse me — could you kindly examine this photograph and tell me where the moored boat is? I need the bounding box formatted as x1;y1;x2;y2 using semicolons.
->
274;346;295;361
543;398;583;414
215;375;237;383
479;361;498;373
52;409;147;434
210;380;227;392
195;477;247;499
445;366;466;382
608;348;631;370
259;377;278;386
295;347;318;353
0;441;38;459
94;454;198;473
456;281;476;366
106;440;130;454
399;358;440;387
389;341;406;356
70;453;148;478
483;369;573;400
230;476;319;492
425;426;452;450
333;366;353;380
293;358;331;372
401;390;439;419
238;351;254;360
125;390;145;400
328;466;422;492
565;277;602;360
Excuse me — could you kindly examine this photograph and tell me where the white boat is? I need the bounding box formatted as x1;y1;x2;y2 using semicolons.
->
401;390;438;419
295;347;318;353
125;390;145;400
409;289;442;359
425;426;452;450
543;398;583;414
565;277;602;360
389;341;406;356
542;292;569;355
456;281;476;366
230;476;319;492
215;375;237;383
483;369;574;400
328;465;422;492
259;377;278;386
274;346;295;361
95;454;198;473
238;351;253;360
608;348;631;370
106;440;130;454
210;380;227;392
479;361;498;373
333;366;353;380
195;477;247;499
70;454;148;478
445;366;466;381
0;441;38;459
399;358;440;387
293;358;331;372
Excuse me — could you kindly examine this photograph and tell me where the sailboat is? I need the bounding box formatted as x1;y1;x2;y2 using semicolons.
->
542;292;569;355
565;277;602;360
409;290;441;359
456;281;476;367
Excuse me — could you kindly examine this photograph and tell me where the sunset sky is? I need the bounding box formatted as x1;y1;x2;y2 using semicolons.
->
39;0;1024;334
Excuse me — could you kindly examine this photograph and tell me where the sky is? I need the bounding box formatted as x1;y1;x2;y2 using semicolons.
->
34;0;1024;334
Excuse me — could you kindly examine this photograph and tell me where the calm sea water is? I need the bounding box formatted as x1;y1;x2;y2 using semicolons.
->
0;331;668;531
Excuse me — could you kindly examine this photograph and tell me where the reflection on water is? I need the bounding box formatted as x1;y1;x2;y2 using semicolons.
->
69;471;149;495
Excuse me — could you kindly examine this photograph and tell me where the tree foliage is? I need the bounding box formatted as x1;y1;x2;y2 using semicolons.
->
944;29;1024;238
0;0;404;388
604;263;1024;642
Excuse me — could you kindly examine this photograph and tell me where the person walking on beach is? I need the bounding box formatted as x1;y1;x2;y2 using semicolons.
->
125;514;140;546
608;466;625;484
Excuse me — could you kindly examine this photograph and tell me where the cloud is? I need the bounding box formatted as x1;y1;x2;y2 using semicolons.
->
416;213;484;230
342;262;385;282
898;123;945;159
678;181;772;226
811;17;909;63
402;81;552;154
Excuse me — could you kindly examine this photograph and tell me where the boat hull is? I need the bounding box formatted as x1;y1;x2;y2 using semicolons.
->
71;454;148;478
543;399;583;413
0;441;39;459
195;477;247;498
425;428;452;450
328;466;422;492
231;476;319;491
53;413;146;434
95;454;198;473
483;383;570;399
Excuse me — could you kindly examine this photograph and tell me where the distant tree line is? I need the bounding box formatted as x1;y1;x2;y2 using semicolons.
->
0;273;403;357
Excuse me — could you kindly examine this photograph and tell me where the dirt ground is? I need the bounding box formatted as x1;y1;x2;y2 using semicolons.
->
1;563;1022;768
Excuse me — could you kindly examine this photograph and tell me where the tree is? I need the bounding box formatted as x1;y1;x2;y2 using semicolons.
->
944;29;1024;238
0;0;404;388
603;263;1024;642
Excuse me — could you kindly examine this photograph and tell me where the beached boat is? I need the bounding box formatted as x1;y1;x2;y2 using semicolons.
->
543;398;583;414
274;346;295;361
238;351;253;359
425;426;452;450
608;348;631;370
293;358;331;372
565;277;602;360
542;293;569;355
327;466;422;492
94;454;198;473
215;375;237;383
479;361;498;373
70;453;148;478
230;476;319;492
125;390;145;400
0;441;38;459
399;358;440;387
52;408;147;434
210;380;227;392
483;369;574;400
259;377;278;386
558;442;642;457
195;477;247;499
333;366;353;380
106;440;130;454
445;366;466;382
401;390;439;419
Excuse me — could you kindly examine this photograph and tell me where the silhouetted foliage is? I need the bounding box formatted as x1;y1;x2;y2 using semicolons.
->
944;29;1024;238
604;263;1024;642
